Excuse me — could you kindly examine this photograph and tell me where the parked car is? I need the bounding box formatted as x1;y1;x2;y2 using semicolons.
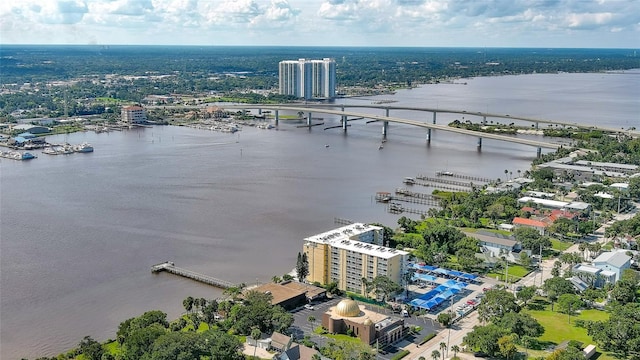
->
304;304;314;310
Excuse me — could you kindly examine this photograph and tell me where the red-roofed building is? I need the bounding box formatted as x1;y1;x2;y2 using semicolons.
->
512;217;549;235
121;105;147;124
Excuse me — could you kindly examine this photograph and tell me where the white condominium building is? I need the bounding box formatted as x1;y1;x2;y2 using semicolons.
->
303;223;408;295
279;58;336;100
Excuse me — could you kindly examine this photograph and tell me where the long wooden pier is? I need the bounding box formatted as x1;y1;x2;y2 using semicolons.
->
376;192;441;207
387;202;430;217
435;171;492;183
151;261;235;289
416;175;476;188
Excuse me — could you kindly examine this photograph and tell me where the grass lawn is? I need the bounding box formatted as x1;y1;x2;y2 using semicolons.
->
459;227;512;237
487;264;531;282
525;307;608;345
550;238;572;251
314;326;361;344
522;305;617;360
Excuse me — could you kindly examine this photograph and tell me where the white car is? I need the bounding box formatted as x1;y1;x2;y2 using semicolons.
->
304;304;314;310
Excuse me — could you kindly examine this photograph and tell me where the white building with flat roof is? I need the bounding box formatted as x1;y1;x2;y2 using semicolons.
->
303;223;408;295
279;58;336;100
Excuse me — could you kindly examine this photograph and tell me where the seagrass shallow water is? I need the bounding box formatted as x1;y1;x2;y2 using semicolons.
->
1;71;638;359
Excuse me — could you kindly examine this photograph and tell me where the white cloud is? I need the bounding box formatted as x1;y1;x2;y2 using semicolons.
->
0;0;637;47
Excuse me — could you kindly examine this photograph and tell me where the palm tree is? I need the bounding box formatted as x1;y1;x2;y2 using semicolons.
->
250;327;261;358
431;349;441;360
578;243;587;260
272;275;282;283
307;315;316;331
451;345;461;359
440;341;447;356
183;296;194;314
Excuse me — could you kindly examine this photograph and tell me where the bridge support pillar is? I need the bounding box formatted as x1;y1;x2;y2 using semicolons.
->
433;112;437;124
342;115;348;132
307;112;312;127
275;110;279;126
382;121;389;138
477;137;483;149
426;128;432;142
537;147;542;158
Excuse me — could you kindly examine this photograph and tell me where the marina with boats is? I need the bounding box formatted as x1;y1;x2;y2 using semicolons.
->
42;142;93;155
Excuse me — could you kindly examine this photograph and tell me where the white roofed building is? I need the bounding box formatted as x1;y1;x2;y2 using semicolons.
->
592;251;631;282
303;223;408;295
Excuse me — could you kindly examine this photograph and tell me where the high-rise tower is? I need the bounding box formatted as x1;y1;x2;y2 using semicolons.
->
279;58;336;100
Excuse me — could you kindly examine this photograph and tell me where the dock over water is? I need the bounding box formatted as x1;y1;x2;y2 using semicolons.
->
151;261;235;289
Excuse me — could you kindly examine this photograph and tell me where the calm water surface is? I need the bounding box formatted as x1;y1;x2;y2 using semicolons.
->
1;71;638;359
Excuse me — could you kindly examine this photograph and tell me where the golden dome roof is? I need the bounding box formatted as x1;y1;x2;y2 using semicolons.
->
335;299;361;317
363;318;373;326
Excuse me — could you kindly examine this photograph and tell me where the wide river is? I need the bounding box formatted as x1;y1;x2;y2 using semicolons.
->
1;71;638;359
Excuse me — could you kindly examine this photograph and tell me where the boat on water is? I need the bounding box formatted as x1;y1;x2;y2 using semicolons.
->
403;177;416;185
43;144;74;155
0;151;36;160
73;142;94;153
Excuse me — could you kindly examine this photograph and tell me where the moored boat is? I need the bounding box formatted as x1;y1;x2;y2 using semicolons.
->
73;142;94;153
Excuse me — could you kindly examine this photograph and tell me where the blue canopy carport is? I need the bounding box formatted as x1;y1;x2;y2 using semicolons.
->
433;268;450;276
413;273;438;283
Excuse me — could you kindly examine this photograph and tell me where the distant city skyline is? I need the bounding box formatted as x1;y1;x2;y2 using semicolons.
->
1;0;638;48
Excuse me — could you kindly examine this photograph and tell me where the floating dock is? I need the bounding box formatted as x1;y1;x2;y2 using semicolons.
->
151;261;235;289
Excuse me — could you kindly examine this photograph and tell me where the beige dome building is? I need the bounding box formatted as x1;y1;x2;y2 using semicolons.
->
334;299;361;317
322;299;406;346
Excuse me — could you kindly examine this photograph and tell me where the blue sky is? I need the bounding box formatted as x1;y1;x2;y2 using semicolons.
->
1;0;639;48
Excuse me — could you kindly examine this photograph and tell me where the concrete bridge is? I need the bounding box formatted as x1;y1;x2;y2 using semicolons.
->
263;103;639;136
223;104;567;157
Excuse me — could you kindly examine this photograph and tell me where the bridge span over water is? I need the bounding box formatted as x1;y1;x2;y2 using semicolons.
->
267;103;640;136
224;104;566;156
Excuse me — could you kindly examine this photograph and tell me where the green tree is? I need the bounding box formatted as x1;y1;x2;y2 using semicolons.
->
498;335;518;360
587;303;640;359
514;227;551;251
373;275;402;302
122;323;166;360
250;327;262;358
431;349;441;360
610;279;637;304
495;312;544;338
202;328;244;360
516;286;536;306
556;294;582;315
308;315;316;330
437;312;453;328
451;344;461;359
78;336;104;360
202;299;219;326
142;331;204;360
463;324;508;357
440;341;447;356
477;289;519;322
296;252;309;282
183;296;194;313
544;277;575;311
